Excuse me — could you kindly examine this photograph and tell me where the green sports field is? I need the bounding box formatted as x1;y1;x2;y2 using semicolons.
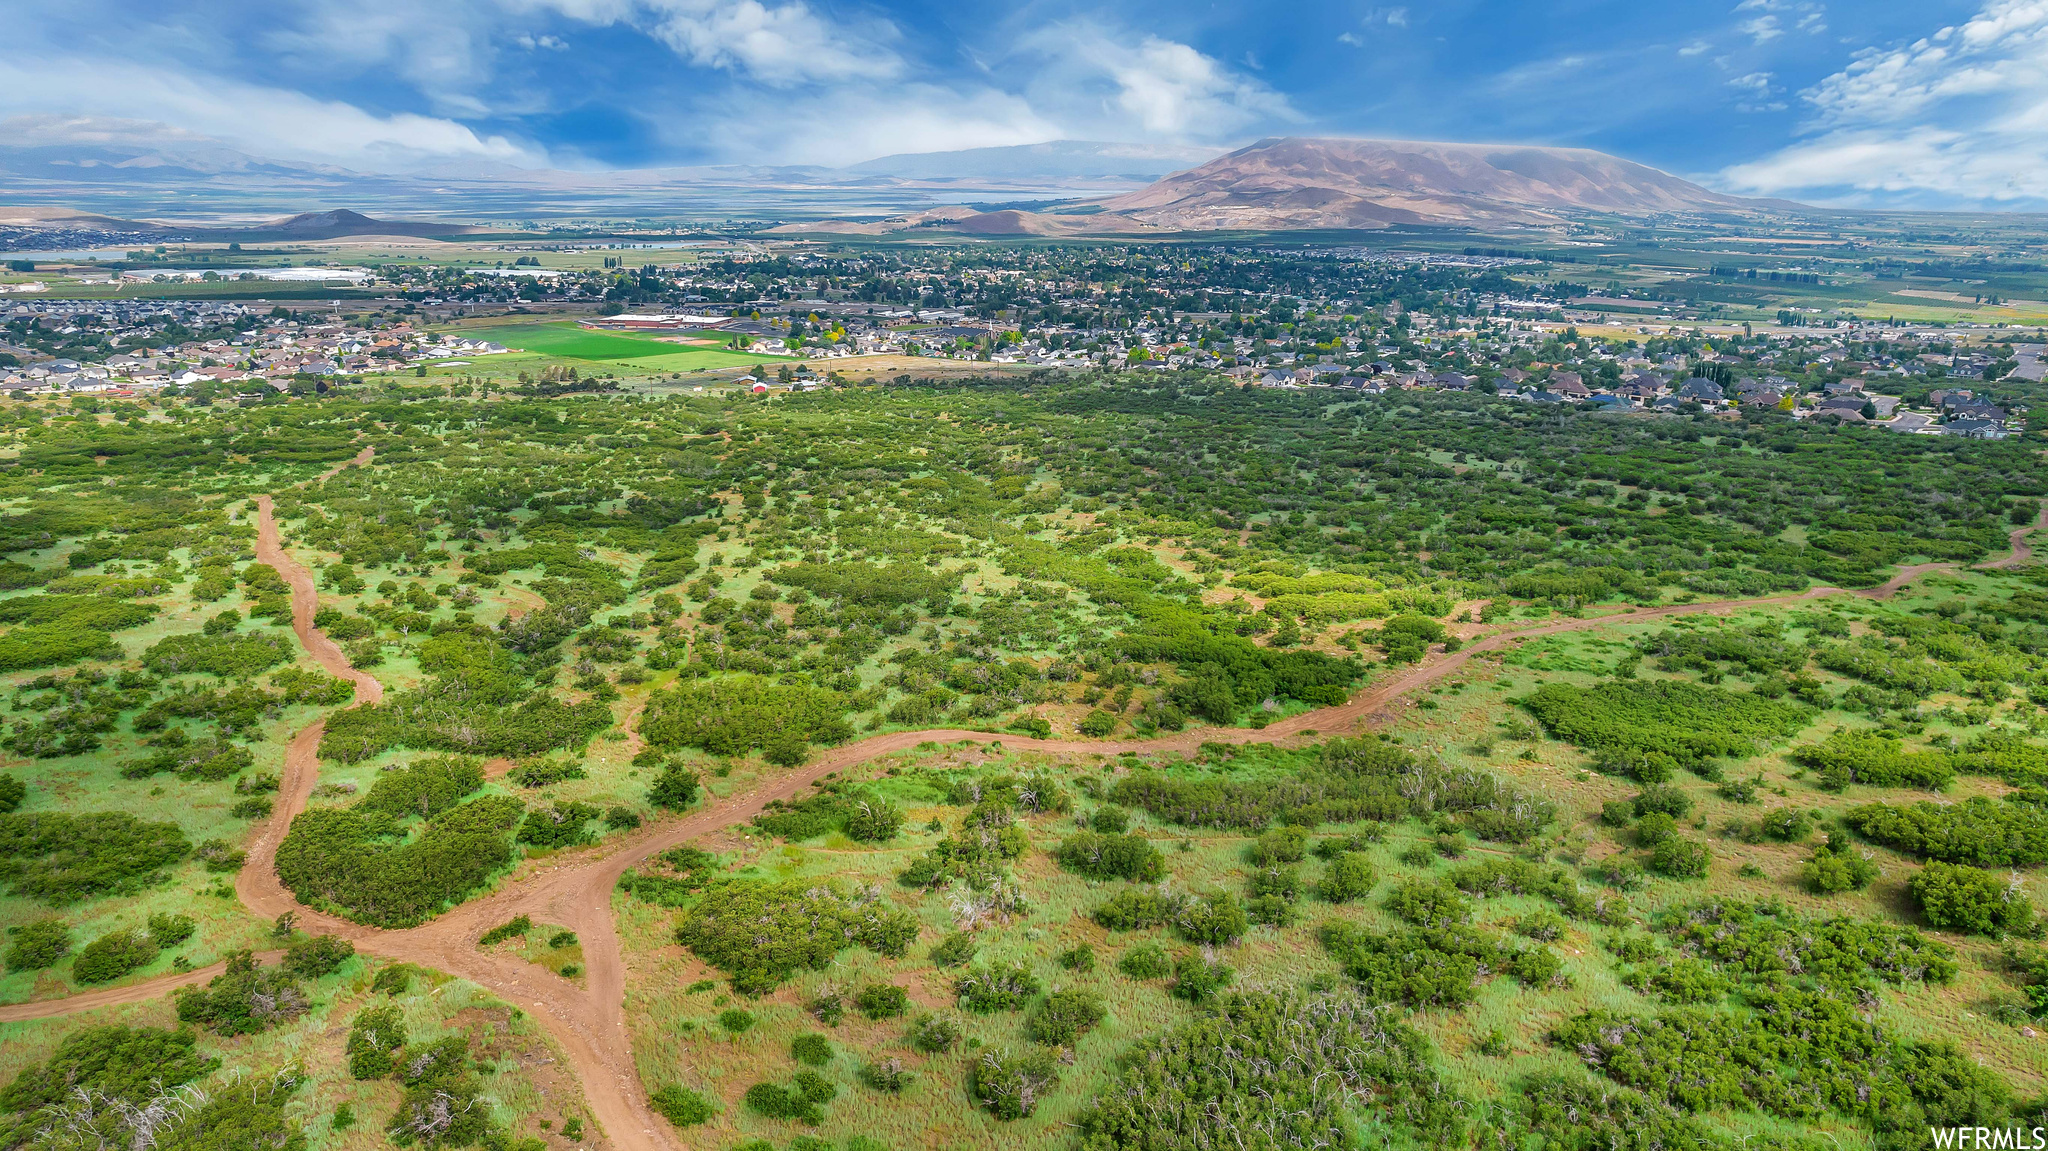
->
466;320;790;371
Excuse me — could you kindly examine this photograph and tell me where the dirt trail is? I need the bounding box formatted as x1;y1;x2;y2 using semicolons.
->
1980;500;2048;571
9;467;2016;1151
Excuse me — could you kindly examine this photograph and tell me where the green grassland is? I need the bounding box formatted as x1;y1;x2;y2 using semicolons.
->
0;379;2043;1151
461;320;795;376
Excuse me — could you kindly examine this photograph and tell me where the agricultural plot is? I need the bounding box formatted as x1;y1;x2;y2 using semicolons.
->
468;320;791;373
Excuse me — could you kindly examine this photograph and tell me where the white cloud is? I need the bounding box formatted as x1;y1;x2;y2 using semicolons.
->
1727;71;1775;94
515;33;569;49
1738;14;1783;42
0;58;537;170
1338;31;1366;47
527;0;899;85
1011;25;1295;143
702;85;1059;167
1721;0;2048;204
1678;39;1712;55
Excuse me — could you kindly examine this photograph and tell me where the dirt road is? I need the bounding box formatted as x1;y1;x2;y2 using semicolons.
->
8;470;2027;1151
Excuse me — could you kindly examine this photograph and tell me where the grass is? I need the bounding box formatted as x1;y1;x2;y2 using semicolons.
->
465;321;792;372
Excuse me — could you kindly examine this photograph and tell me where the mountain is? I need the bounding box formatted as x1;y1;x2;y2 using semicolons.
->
843;141;1221;182
1100;137;1776;229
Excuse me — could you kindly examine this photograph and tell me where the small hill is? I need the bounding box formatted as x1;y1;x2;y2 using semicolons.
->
246;209;482;239
1101;137;1773;229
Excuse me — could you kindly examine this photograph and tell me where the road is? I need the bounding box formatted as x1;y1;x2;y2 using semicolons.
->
4;467;2031;1151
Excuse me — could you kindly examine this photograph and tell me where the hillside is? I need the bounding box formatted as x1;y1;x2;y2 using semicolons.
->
1100;136;1775;228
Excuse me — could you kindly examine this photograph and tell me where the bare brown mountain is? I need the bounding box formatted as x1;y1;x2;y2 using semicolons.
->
1100;137;1772;229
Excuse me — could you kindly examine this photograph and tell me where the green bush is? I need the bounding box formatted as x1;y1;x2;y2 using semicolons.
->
0;1024;211;1118
173;951;309;1035
347;1004;408;1079
1175;891;1248;944
1054;832;1165;881
1093;886;1183;931
1075;989;1460;1149
1169;951;1235;1003
675;879;917;995
1846;797;2048;867
648;1084;715;1126
276;795;523;927
6;917;69;970
929;931;977;967
0;811;190;905
1911;861;2036;937
790;1033;833;1065
1649;836;1711;879
969;1047;1059;1120
909;1013;961;1053
1118;944;1171;979
647;765;701;810
480;915;532;946
856;983;909;1019
1027;988;1106;1046
284;933;355;978
957;962;1042;1012
517;801;598;849
72;928;158;983
720;1007;757;1033
1522;680;1812;766
1802;836;1880;894
639;675;849;757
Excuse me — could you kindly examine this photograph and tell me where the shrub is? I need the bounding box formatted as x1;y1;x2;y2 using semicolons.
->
1846;797;2048;867
792;1070;836;1104
284;933;355;978
1118;944;1171;979
1077;710;1118;737
145;913;195;947
647;765;701;810
1248;826;1308;864
0;1024;211;1119
648;1085;715;1127
720;1008;757;1033
859;1057;913;1093
909;1013;961;1053
1175;891;1248;944
1383;881;1471;929
856;983;909;1020
844;795;905;842
480;916;532;946
1631;785;1692;818
1649;836;1711;879
743;1082;813;1122
957;962;1041;1012
1521;680;1812;765
674;879;917;995
1802;836;1880;894
929;931;977;967
640;675;849;757
1317;852;1378;902
1635;811;1677;846
1169;951;1235;1002
517;801;598;849
1911;861;2036;937
72;929;158;983
6;918;69;971
0;811;190;905
969;1047;1059;1120
275;794;522;928
1053;832;1165;881
1057;943;1096;971
1795;730;1955;790
791;1033;833;1066
1075;989;1458;1148
0;774;22;813
1092;886;1183;931
173;951;308;1035
1090;804;1130;833
347;1004;408;1079
1028;988;1106;1046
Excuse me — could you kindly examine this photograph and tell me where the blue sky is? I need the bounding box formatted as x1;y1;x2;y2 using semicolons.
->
2;0;2043;206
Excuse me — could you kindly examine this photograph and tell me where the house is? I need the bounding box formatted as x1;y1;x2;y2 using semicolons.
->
1822;379;1865;396
1434;371;1472;390
1742;391;1785;409
1676;379;1725;403
1551;376;1591;398
1944;418;2008;439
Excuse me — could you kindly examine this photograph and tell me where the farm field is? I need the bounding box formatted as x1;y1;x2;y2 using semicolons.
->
466;321;792;373
0;375;2042;1151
